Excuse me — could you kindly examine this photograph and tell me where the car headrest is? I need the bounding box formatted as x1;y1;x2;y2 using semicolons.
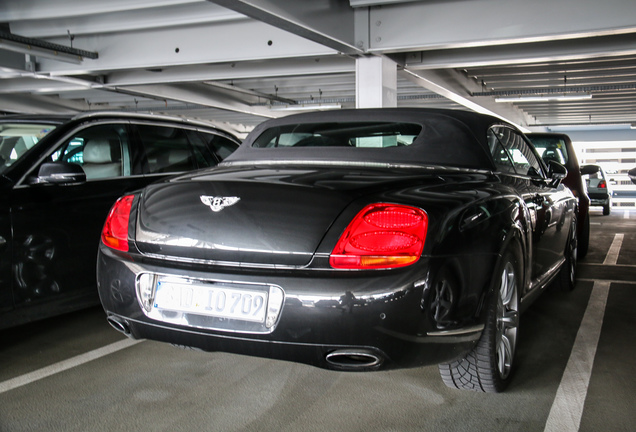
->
84;139;119;164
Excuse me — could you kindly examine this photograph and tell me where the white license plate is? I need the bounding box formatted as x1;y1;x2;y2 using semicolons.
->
153;278;268;323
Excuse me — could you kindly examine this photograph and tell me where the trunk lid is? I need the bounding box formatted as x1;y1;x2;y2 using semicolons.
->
134;165;441;266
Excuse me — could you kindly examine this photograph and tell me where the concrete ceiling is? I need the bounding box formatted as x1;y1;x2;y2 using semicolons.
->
1;0;636;136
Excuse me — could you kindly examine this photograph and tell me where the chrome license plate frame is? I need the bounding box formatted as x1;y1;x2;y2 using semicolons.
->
153;278;268;323
137;273;285;334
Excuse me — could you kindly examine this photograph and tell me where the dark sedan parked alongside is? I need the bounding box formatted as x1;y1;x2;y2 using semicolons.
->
0;112;239;329
97;108;577;393
527;132;590;258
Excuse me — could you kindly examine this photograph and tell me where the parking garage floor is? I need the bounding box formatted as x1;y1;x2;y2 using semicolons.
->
1;209;635;432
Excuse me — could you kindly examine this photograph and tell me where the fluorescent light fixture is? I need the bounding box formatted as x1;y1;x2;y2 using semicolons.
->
495;94;593;103
548;123;632;132
269;103;342;112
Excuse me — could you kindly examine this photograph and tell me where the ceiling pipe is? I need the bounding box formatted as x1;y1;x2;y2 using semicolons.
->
0;31;98;64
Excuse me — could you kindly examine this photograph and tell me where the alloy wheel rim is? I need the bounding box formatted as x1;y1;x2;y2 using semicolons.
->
431;279;454;326
569;231;578;284
496;261;519;380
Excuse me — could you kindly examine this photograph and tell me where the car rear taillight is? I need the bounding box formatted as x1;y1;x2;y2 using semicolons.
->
101;195;134;252
330;203;428;269
598;179;607;189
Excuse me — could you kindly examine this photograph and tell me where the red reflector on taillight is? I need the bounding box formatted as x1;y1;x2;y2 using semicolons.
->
598;180;607;189
101;195;134;252
330;203;428;269
350;231;419;252
364;209;422;229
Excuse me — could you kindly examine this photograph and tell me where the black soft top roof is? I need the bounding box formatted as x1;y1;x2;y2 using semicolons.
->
224;108;510;170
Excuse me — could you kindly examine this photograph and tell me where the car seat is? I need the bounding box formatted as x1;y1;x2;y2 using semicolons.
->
82;139;122;179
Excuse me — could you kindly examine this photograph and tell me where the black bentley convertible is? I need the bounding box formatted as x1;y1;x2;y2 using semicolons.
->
97;108;577;393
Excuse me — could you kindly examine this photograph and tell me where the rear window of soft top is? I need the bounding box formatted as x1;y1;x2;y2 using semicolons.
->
252;122;422;148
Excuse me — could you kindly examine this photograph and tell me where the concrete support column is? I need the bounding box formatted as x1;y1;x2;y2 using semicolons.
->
355;55;397;108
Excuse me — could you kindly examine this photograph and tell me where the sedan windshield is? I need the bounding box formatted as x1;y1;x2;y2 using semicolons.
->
0;123;56;175
527;136;569;165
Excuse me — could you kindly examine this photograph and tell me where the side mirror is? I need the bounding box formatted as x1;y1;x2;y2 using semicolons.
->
34;162;86;184
628;167;636;185
547;160;567;187
580;165;600;176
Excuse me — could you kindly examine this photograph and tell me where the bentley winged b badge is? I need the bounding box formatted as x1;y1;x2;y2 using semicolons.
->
200;195;240;212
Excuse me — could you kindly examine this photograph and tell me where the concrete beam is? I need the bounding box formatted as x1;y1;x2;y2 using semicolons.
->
367;0;636;53
207;0;362;55
400;68;535;129
114;83;281;119
401;33;636;70
0;93;89;113
33;20;335;75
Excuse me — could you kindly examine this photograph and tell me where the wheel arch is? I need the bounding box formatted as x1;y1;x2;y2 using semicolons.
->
476;222;527;323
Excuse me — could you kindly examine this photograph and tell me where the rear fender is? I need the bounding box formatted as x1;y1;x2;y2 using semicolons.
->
475;203;528;323
424;196;529;328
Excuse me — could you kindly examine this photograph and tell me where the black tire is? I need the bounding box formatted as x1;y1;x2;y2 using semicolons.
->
603;204;610;216
553;217;578;291
578;214;589;259
438;248;520;393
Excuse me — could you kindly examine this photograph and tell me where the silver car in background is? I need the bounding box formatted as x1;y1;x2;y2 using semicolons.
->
581;164;612;215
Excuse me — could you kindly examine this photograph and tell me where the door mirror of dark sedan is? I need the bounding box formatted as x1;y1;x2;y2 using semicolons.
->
35;162;86;184
580;164;600;176
547;160;567;187
628;167;636;185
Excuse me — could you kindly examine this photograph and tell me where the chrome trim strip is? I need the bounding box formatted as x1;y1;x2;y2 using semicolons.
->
376;324;483;343
221;159;490;173
427;324;485;337
137;251;308;270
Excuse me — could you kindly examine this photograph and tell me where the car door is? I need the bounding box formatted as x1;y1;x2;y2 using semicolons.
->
489;127;568;288
0;182;12;315
9;120;238;310
9;122;138;307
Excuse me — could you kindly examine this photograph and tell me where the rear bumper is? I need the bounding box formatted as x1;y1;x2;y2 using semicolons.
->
588;192;610;206
106;312;482;371
97;246;486;371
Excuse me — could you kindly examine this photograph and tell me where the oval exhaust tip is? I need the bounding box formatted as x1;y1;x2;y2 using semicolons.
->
107;316;131;336
325;349;383;370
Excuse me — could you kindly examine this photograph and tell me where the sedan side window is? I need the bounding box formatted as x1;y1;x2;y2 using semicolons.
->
136;125;238;174
185;130;237;165
52;124;130;180
198;132;239;161
136;125;199;174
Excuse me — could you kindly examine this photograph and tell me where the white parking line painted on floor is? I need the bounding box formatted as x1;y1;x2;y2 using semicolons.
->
624;211;629;219
0;338;143;394
543;280;610;432
603;233;624;265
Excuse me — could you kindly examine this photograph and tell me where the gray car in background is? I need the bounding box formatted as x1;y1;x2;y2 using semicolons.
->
581;164;612;215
